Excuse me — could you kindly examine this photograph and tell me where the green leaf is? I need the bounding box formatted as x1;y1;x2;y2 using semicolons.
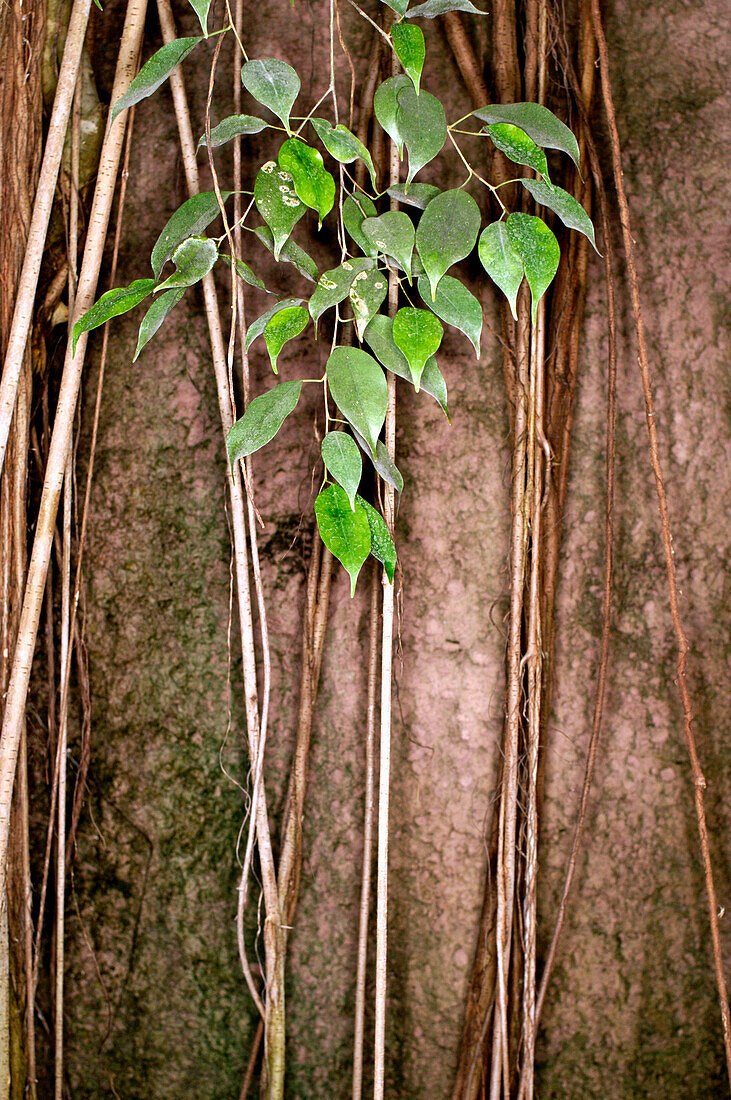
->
278;139;335;227
357;496;396;581
253;225;318;282
392;23;425;95
406;0;487;16
392;307;443;391
321;432;362;509
254;161;306;259
245;298;304;352
314;484;371;597
110;37;202;123
263;305;308;372
520;179;598;252
484;123;549;180
351;427;405;493
396;86;447;188
373;74;411;158
133;288;185;362
308;258;374;328
417;274;482;358
343;194;379;257
380;0;409;14
327;347;388;457
349;268;388;340
364;314;449;418
151;191;230;278
362;212;415;281
241;58;300;132
156;237;218;291
415;187;481;299
72;278;155;355
218;253;267;291
226;380;302;463
387;182;440;210
507;212;560;322
310;119;377;190
473;102;581;172
477;221;523;319
188;0;212;36
197;114;268;151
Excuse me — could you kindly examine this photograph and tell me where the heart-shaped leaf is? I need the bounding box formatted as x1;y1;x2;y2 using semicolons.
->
151;191;231;278
245;298;304;351
349;268;388;340
520;179;598;252
72;279;156;355
417;274;482;358
327;347;388;457
392;307;443;391
111;37;202;123
506;212;560;322
156;237;218;291
263;305;308;372
278;139;335;227
387;182;440;210
351;427;405;493
241;58;300;132
406;0;487;17
227;380;302;463
484;123;549;180
315;484;371;597
364;314;449;418
310;119;377;190
392;23;425;95
308;258;374;328
343;193;379;257
321;432;362;509
197;114;268;151
357;496;397;582
396;85;447;188
133;288;185;362
477;221;523;319
415;187;481;299
362;211;415;280
373;74;411;157
254;161;306;259
254;225;318;282
473;102;581;172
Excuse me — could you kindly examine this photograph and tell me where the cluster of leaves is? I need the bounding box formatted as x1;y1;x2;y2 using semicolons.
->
74;2;595;595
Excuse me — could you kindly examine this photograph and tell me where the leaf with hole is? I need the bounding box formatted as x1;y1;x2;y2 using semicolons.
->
406;0;487;16
417;274;481;358
392;23;425;95
357;496;396;581
351;427;405;493
477;221;523;319
362;212;415;281
349;269;388;340
278;139;335;227
396;86;447;188
151;191;231;278
321;432;362;509
506;212;560;321
415;187;480;299
343;194;379;257
133;288;185;362
254;161;306;259
392;307;443;391
263;305;308;372
315;484;371;597
310;118;377;190
484;123;549;180
110;37;202;123
245;298;304;351
197;114;268;150
373;74;411;157
188;0;212;36
308;258;374;328
254;225;318;282
520;179;598;252
72;278;156;355
364;314;449;419
226;380;302;464
241;58;300;132
327;347;388;457
156;237;218;291
218;254;267;292
473;102;580;172
387;183;440;210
